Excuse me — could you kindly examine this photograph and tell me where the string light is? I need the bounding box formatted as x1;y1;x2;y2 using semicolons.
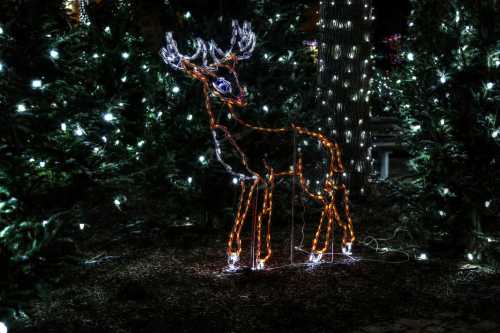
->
103;113;115;122
161;20;355;270
79;223;85;230
172;86;180;93
16;104;27;112
74;125;85;137
438;71;448;84
186;113;193;121
411;124;421;132
31;79;43;89
187;177;193;184
121;52;130;59
0;321;7;333
49;49;60;59
417;253;428;261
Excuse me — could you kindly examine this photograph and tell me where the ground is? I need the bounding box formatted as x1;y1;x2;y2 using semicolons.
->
12;224;500;333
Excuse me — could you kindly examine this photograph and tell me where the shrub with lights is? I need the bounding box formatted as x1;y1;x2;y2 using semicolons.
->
380;0;500;258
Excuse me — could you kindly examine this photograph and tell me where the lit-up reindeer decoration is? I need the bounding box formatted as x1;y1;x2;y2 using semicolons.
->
160;21;355;270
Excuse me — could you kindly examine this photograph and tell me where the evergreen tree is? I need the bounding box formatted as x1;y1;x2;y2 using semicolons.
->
383;0;500;256
0;0;320;271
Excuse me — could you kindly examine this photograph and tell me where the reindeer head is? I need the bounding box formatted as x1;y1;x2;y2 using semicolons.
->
160;20;256;107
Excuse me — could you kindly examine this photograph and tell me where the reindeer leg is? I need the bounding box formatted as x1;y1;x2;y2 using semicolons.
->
227;178;259;269
310;205;328;263
318;202;336;256
260;171;275;268
255;182;270;270
340;185;355;255
227;180;246;268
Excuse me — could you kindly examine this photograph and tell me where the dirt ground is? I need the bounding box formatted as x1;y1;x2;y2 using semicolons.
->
12;225;500;333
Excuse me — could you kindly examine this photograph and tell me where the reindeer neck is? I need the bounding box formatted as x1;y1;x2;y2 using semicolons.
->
203;85;218;129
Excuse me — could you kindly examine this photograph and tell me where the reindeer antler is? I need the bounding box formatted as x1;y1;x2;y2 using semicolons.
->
160;20;256;69
209;20;256;63
160;32;208;70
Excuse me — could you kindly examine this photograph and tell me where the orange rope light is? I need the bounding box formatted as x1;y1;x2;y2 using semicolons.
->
160;21;355;269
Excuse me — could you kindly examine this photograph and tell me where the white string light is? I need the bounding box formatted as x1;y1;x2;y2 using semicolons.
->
16;103;27;113
31;79;43;89
49;49;60;59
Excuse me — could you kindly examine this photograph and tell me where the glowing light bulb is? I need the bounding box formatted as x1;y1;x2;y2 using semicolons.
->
186;114;193;121
184;11;192;19
17;103;27;112
104;26;111;34
309;253;323;264
49;49;59;59
417;253;428;261
79;223;85;230
74;126;84;137
32;79;42;89
467;253;474;261
0;27;3;34
485;200;491;208
486;82;494;90
39;161;46;168
440;119;445;126
411;124;421;132
407;52;415;61
172;86;180;93
198;155;206;163
342;243;352;255
232;177;238;185
42;220;49;226
438;210;446;217
227;253;239;270
0;321;7;333
121;76;127;82
262;105;269;112
121;52;130;59
0;62;3;72
492;130;499;138
187;177;193;184
137;140;145;147
439;72;447;84
103;113;115;122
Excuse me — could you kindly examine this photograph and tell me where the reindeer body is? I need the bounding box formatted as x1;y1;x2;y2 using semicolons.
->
161;21;355;269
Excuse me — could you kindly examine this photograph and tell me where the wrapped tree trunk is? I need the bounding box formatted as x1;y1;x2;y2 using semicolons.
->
317;0;374;194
